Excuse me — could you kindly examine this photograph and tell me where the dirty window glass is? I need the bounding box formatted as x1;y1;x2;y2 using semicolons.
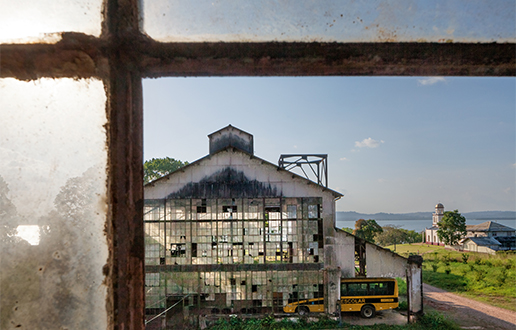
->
143;0;515;43
0;78;108;329
0;0;103;43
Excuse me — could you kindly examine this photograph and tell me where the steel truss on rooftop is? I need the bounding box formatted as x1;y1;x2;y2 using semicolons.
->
279;154;328;188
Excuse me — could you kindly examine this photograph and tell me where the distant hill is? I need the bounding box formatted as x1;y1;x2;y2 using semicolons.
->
337;211;516;222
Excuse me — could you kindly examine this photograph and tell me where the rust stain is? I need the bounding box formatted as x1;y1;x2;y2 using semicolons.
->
1;33;515;81
138;42;516;77
0;33;107;80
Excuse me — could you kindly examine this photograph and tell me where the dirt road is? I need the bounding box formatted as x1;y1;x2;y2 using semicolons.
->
423;283;516;330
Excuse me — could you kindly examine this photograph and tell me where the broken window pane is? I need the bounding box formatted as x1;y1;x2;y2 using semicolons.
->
0;78;108;329
286;205;297;219
143;0;515;43
0;0;103;43
308;204;320;219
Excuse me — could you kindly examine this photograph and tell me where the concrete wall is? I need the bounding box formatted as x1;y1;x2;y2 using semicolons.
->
366;242;408;278
326;230;355;278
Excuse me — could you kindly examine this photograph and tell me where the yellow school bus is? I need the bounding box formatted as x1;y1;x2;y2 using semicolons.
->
283;277;398;318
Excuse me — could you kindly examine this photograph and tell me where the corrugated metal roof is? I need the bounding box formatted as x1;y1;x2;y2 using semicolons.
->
466;221;515;232
464;237;501;246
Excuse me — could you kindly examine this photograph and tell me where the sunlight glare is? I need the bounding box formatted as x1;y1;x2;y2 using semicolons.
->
16;225;40;245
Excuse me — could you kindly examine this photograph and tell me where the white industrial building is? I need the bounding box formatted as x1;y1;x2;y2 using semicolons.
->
144;125;423;328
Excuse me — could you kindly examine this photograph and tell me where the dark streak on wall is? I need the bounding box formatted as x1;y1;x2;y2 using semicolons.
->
210;135;253;156
167;168;280;199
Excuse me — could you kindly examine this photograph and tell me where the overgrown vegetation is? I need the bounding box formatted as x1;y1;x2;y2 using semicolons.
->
208;315;339;330
343;221;421;245
387;244;516;311
396;277;407;296
207;312;460;330
353;219;383;243
374;226;422;246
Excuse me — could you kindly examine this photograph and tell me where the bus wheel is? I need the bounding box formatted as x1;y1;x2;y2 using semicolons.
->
360;305;376;318
296;306;309;316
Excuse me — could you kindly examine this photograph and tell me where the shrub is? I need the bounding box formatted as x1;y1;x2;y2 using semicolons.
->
261;315;274;327
397;277;407;296
497;269;508;285
397;300;408;311
474;268;487;282
462;253;470;264
431;263;439;272
459;267;468;276
418;311;460;329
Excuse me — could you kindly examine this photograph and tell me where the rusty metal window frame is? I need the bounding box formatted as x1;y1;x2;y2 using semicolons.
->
1;0;514;329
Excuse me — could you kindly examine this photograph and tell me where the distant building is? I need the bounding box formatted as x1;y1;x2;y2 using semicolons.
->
425;203;445;246
466;221;516;238
461;221;516;254
461;237;501;254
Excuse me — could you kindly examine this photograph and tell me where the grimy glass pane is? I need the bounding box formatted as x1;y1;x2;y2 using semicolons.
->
143;0;515;43
0;0;103;43
0;78;108;329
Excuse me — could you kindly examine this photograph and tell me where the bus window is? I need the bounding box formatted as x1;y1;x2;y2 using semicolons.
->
372;282;394;296
345;283;368;296
340;283;347;296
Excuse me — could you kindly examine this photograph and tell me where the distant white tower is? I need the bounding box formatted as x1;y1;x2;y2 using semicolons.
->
432;203;444;226
425;203;445;245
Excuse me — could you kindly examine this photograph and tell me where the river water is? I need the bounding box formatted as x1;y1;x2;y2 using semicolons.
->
336;219;516;233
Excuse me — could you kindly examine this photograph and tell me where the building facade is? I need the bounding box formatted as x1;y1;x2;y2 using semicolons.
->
144;125;422;327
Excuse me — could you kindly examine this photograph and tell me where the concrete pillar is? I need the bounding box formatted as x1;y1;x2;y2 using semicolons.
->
406;255;423;322
325;267;341;315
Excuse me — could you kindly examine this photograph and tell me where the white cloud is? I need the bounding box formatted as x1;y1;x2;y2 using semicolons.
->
339;157;348;161
378;178;386;183
504;187;511;194
511;163;516;169
418;77;446;86
355;138;384;148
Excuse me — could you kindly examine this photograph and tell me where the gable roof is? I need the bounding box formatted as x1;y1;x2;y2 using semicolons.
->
145;145;343;198
466;221;515;233
208;124;254;155
463;237;501;246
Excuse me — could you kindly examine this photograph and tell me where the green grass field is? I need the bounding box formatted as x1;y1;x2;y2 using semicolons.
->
384;243;516;311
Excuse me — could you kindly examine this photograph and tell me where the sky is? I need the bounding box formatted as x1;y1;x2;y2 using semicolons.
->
143;77;515;214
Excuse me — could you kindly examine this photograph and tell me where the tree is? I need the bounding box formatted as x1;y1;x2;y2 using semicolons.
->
144;157;188;184
374;225;422;247
353;219;383;243
341;227;353;234
437;209;467;246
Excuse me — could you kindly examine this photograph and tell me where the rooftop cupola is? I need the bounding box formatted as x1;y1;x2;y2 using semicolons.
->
208;125;254;155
